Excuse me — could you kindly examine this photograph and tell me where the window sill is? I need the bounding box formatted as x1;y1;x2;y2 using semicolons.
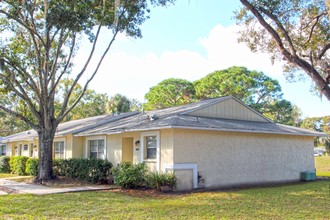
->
143;159;157;163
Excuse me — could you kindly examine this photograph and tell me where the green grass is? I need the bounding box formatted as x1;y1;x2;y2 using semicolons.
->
315;156;330;177
0;181;329;219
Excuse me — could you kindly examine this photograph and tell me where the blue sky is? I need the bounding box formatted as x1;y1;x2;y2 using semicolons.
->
75;0;330;118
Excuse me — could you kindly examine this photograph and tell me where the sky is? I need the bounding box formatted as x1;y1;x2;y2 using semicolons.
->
73;0;330;118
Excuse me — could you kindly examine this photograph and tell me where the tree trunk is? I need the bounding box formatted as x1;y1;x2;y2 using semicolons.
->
37;128;55;182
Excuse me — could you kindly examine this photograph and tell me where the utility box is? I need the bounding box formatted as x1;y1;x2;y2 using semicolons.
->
301;171;316;181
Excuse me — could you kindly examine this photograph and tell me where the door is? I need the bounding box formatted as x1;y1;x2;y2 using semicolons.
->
122;138;133;163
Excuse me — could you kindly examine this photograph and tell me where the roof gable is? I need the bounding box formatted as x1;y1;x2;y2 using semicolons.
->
184;97;271;123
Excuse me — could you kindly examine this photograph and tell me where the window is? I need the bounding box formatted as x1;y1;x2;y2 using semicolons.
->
89;140;105;159
23;144;28;151
0;145;6;156
54;141;65;159
145;136;157;159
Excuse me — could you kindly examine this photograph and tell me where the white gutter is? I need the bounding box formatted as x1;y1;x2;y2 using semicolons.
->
73;125;327;138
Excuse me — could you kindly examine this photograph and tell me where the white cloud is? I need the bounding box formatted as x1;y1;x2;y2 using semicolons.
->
73;23;330;118
83;24;285;101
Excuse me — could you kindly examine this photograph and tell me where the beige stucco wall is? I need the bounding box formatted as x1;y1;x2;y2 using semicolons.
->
72;136;84;158
173;129;315;190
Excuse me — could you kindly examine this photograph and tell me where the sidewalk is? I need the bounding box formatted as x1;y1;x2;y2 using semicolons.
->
0;178;113;195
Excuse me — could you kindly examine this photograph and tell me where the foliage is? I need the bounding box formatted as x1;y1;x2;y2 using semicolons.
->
301;116;330;151
194;66;281;103
0;156;11;173
56;79;108;122
0;182;329;219
9;156;29;176
107;94;131;114
112;162;147;188
144;78;195;110
236;0;330;100
25;158;39;176
53;158;112;183
145;171;176;191
194;66;299;125
0;0;173;181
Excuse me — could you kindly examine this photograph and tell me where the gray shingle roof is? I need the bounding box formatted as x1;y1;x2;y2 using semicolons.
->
75;97;327;137
0;112;138;143
1;96;326;143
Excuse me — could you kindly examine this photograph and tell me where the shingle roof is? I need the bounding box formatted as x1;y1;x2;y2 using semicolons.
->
75;97;327;137
0;112;138;143
1;96;326;142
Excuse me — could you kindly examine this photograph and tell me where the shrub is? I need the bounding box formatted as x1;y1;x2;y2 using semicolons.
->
112;162;147;189
146;171;177;191
0;156;11;173
9;156;29;175
53;158;112;183
25;158;39;176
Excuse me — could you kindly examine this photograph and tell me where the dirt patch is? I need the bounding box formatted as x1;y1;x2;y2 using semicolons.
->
112;188;184;198
32;176;101;188
0;186;19;194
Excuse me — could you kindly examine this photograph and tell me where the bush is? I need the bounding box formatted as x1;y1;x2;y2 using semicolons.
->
25;158;39;176
9;156;29;175
53;158;112;183
146;171;177;191
112;162;147;189
0;156;11;173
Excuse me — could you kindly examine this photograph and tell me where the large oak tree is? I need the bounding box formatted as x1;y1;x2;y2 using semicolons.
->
236;0;330;100
0;0;172;182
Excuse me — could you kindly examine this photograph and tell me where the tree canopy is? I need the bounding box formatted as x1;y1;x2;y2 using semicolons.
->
107;93;141;114
236;0;330;100
143;78;195;110
0;0;173;181
143;67;300;125
194;66;300;125
301;116;330;151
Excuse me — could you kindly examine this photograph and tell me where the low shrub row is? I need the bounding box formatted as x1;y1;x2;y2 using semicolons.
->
0;156;112;183
53;158;112;183
112;162;177;191
0;156;36;176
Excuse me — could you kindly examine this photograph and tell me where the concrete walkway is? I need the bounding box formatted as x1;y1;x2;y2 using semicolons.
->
0;178;113;195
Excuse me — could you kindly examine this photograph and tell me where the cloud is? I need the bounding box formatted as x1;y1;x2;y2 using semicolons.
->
84;24;284;102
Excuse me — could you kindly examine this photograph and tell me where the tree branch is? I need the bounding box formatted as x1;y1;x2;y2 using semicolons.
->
0;105;37;130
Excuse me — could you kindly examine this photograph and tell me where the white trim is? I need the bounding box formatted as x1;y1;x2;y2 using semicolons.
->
85;135;107;159
164;163;198;189
140;131;160;171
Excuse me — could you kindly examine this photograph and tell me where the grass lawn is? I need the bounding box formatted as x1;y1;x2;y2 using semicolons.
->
315;156;330;177
0;181;329;219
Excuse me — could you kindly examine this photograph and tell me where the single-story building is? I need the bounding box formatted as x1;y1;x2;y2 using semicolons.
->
0;96;326;190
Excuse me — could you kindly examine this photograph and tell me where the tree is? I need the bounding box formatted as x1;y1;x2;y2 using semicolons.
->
0;0;172;182
236;0;330;100
143;78;195;110
301;116;330;151
107;93;130;114
194;66;297;125
56;79;108;122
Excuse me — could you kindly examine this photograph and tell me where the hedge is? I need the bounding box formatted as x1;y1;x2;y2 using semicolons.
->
112;162;147;189
9;156;29;175
0;156;11;173
25;158;39;176
53;158;112;183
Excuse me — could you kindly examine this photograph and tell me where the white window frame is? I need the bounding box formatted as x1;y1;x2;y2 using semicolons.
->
53;140;65;159
85;136;107;160
23;144;28;151
140;131;160;171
